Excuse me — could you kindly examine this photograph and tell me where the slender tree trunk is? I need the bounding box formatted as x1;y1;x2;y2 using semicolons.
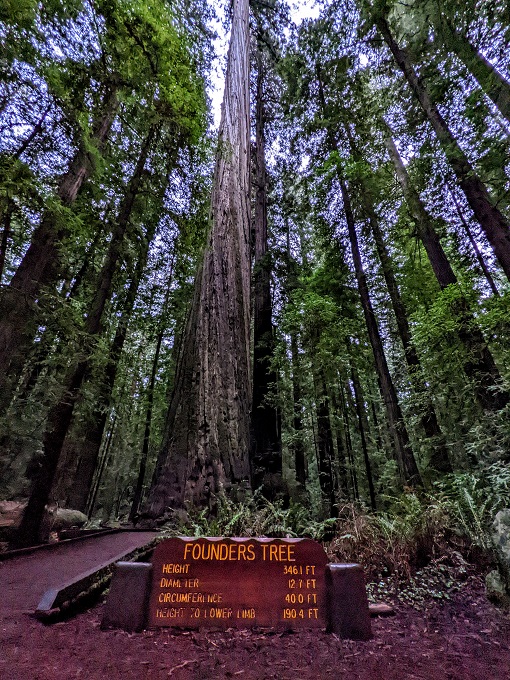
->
314;64;421;486
0;203;14;283
129;325;163;521
0;99;47;282
329;386;350;499
251;45;282;494
375;15;510;281
56;212;159;512
0;82;119;415
128;250;176;521
340;175;422;487
339;381;359;500
286;219;307;491
53;153;174;510
65;226;104;300
86;413;117;517
385;129;509;412
435;17;510;125
144;0;252;517
313;372;336;516
13;104;52;159
351;159;451;472
290;331;307;490
350;363;377;509
15;124;154;546
446;183;500;296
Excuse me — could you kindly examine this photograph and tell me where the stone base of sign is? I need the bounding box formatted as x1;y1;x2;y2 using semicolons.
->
101;562;152;632
325;564;372;640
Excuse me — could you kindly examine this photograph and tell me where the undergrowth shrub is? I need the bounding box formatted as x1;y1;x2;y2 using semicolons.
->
160;489;337;541
328;494;450;581
329;464;510;582
434;462;510;552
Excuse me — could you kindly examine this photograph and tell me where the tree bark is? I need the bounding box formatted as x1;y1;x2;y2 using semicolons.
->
0;82;119;415
251;45;282;494
376;15;510;282
144;0;252;517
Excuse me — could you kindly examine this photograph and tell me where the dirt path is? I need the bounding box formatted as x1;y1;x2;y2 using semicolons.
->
0;531;157;612
1;576;509;679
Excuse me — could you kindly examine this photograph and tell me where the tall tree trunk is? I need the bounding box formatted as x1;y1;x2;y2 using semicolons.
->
251;45;282;494
129;316;165;522
15;124;154;546
446;183;500;296
52;154;173;510
0;203;14;283
344;120;450;470
434;16;510;125
290;331;307;490
13;104;52;160
0;82;119;415
286;221;307;491
340;175;422;487
339;380;359;500
329;386;350;500
375;15;510;281
350;363;377;510
351;161;451;472
314;67;421;486
128;248;177;522
54;203;160;512
86;412;117;518
385;129;509;412
144;0;252;517
313;371;336;516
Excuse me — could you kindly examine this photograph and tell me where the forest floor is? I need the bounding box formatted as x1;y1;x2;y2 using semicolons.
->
1;571;510;680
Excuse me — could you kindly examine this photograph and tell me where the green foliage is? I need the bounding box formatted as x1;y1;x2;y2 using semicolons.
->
329;465;510;591
412;284;462;343
161;490;337;542
435;464;510;550
97;0;207;143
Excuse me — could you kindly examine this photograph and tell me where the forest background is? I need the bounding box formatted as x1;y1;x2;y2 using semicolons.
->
1;0;510;601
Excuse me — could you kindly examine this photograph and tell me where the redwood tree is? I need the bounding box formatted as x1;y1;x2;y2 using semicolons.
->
145;0;252;516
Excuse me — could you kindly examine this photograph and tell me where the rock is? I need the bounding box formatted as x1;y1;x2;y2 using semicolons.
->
486;570;510;606
369;603;395;616
0;501;88;542
45;507;88;532
0;501;25;528
492;509;510;564
490;509;510;605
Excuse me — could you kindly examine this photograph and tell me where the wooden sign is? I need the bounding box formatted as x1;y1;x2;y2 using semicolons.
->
148;537;329;629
